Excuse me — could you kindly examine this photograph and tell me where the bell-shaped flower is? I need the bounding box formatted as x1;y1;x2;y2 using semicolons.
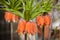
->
44;15;51;26
16;20;26;34
36;15;44;26
4;12;18;22
25;22;36;35
4;12;12;22
30;22;36;35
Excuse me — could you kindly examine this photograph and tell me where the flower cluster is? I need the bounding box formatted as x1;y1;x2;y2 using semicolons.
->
4;11;18;22
16;20;36;35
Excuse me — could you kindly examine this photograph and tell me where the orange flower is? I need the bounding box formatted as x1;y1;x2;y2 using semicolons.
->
36;15;44;26
4;12;12;21
43;15;51;39
11;14;15;22
25;22;31;34
11;14;18;22
16;20;26;34
30;22;36;35
44;15;51;25
25;22;36;35
4;12;18;22
36;16;40;25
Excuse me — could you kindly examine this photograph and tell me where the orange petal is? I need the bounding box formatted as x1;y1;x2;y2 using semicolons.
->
25;22;32;34
36;16;40;25
11;14;18;22
31;22;36;35
16;20;26;33
44;15;51;25
11;14;15;22
36;16;44;26
4;12;12;21
39;16;44;26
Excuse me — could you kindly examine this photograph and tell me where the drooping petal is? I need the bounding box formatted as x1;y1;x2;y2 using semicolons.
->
31;22;37;35
11;14;18;22
25;22;31;34
44;15;51;25
39;16;44;26
11;14;15;22
4;12;12;22
16;20;26;33
36;16;40;25
36;16;44;26
25;22;37;35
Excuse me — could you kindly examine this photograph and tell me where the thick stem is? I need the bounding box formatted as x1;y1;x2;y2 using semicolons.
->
40;26;44;40
11;22;13;40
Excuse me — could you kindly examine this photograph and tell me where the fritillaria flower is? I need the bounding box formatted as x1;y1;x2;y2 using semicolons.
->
36;15;44;26
25;22;36;35
16;20;26;35
4;11;18;22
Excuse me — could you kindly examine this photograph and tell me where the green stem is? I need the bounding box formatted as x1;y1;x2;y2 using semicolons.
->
24;10;30;21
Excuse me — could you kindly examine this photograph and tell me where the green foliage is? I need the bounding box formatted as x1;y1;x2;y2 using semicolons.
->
0;0;24;18
0;0;56;21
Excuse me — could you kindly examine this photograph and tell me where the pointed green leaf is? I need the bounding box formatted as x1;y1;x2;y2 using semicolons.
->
14;0;21;9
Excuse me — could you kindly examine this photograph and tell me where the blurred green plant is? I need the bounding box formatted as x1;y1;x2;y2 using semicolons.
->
0;0;59;21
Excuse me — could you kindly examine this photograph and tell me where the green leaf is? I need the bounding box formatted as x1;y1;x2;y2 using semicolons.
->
1;0;10;8
30;12;42;20
16;7;23;10
1;0;10;5
30;0;43;15
9;0;15;9
30;8;43;20
12;11;24;18
0;8;6;10
9;9;24;18
14;0;21;10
